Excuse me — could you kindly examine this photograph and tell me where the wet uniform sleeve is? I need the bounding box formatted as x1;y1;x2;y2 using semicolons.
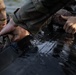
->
13;0;73;33
13;8;20;25
12;0;51;33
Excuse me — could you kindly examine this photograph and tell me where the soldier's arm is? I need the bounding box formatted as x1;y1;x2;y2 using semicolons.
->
0;0;74;36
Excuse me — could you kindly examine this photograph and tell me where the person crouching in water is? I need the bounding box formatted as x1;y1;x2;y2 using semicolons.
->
0;0;30;50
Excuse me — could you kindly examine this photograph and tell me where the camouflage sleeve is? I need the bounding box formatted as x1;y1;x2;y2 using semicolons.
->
13;6;29;30
12;0;74;31
13;8;21;25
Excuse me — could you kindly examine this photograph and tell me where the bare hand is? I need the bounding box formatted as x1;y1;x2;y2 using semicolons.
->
9;26;30;42
61;15;76;34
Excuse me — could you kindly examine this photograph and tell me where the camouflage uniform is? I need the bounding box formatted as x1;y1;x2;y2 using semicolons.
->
13;0;73;34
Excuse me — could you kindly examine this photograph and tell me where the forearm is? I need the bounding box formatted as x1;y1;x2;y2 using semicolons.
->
0;19;17;36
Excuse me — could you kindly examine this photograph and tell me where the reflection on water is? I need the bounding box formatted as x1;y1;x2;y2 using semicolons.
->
4;0;25;13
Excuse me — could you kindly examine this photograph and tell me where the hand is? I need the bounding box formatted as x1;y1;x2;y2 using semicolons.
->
9;26;30;42
61;15;76;34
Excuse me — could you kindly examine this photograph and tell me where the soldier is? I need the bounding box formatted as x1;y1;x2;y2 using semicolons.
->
0;0;74;39
0;0;75;73
0;0;30;43
0;0;30;51
0;0;31;70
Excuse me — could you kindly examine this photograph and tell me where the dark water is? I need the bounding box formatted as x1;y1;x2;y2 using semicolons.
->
4;0;25;13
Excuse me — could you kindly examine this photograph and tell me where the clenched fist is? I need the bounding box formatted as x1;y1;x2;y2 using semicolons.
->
9;26;30;42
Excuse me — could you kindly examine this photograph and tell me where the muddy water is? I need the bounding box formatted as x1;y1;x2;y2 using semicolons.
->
4;0;25;13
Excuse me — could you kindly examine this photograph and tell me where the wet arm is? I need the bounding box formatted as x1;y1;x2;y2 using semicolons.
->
0;18;17;36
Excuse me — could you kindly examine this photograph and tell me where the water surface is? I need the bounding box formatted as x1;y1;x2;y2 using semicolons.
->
4;0;25;13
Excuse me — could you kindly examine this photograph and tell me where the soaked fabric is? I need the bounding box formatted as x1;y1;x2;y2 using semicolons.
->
0;14;11;52
13;0;51;34
0;1;76;75
13;0;74;34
